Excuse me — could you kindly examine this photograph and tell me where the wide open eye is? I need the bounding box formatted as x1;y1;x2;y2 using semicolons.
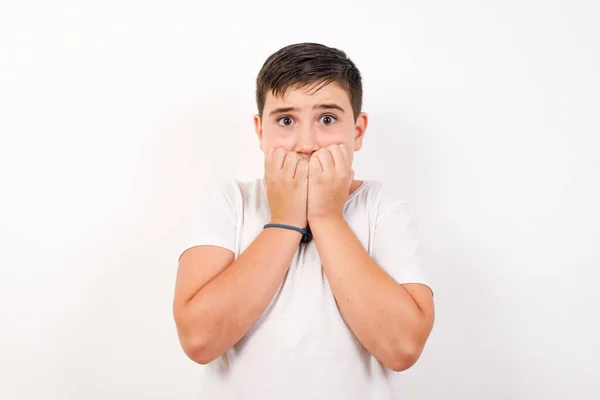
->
277;116;295;127
319;114;337;125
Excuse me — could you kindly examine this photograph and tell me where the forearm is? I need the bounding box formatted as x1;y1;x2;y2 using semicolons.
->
180;227;302;363
310;216;429;370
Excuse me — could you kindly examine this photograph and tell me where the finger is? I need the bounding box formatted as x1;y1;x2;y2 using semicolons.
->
264;148;275;171
328;144;347;171
309;154;322;175
316;148;334;173
272;147;286;172
338;144;351;164
295;158;309;180
283;151;299;179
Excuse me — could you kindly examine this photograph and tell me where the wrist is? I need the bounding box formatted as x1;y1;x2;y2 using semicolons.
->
307;214;345;226
268;218;307;228
263;221;308;242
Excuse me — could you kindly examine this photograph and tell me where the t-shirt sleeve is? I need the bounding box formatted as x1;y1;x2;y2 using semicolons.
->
180;180;238;258
371;188;433;294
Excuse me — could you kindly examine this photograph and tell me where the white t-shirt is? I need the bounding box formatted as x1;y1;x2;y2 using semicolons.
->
182;178;432;400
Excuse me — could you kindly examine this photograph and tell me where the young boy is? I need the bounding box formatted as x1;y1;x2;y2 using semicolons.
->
173;43;435;399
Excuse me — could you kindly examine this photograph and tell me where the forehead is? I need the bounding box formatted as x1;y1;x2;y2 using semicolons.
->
264;81;351;109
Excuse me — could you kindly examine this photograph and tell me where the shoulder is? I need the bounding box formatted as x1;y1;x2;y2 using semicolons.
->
358;180;412;211
357;180;416;229
202;178;264;208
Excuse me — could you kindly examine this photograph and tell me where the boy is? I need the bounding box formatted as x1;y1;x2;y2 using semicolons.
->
173;43;434;399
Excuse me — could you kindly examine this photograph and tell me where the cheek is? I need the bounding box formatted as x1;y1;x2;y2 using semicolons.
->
262;130;294;151
317;130;354;148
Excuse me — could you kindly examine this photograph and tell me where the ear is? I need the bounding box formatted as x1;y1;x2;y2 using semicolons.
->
253;114;264;151
353;112;368;152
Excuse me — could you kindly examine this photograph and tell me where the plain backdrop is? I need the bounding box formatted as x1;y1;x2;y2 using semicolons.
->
1;1;599;399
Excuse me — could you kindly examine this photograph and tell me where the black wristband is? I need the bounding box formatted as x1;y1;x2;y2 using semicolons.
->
263;223;312;243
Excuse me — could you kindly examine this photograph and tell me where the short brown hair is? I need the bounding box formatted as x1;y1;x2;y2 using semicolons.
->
255;43;363;121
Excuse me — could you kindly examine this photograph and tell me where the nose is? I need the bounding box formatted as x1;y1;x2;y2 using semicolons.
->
295;124;318;157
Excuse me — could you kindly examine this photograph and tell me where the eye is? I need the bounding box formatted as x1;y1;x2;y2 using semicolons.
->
319;114;337;125
277;116;295;127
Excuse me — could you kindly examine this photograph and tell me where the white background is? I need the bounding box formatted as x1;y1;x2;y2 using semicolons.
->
1;0;599;399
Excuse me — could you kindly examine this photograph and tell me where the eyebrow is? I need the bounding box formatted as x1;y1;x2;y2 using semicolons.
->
268;103;346;117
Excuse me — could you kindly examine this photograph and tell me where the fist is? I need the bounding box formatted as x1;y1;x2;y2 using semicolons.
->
307;144;354;222
264;148;309;227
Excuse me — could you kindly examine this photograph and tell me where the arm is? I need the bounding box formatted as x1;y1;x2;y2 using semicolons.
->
307;145;434;371
173;228;302;365
173;148;309;364
309;216;434;371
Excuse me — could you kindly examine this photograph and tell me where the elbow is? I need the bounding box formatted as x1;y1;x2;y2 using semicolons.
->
389;354;418;372
174;315;217;365
387;342;424;372
182;336;217;365
174;305;219;365
387;314;434;372
189;345;214;365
